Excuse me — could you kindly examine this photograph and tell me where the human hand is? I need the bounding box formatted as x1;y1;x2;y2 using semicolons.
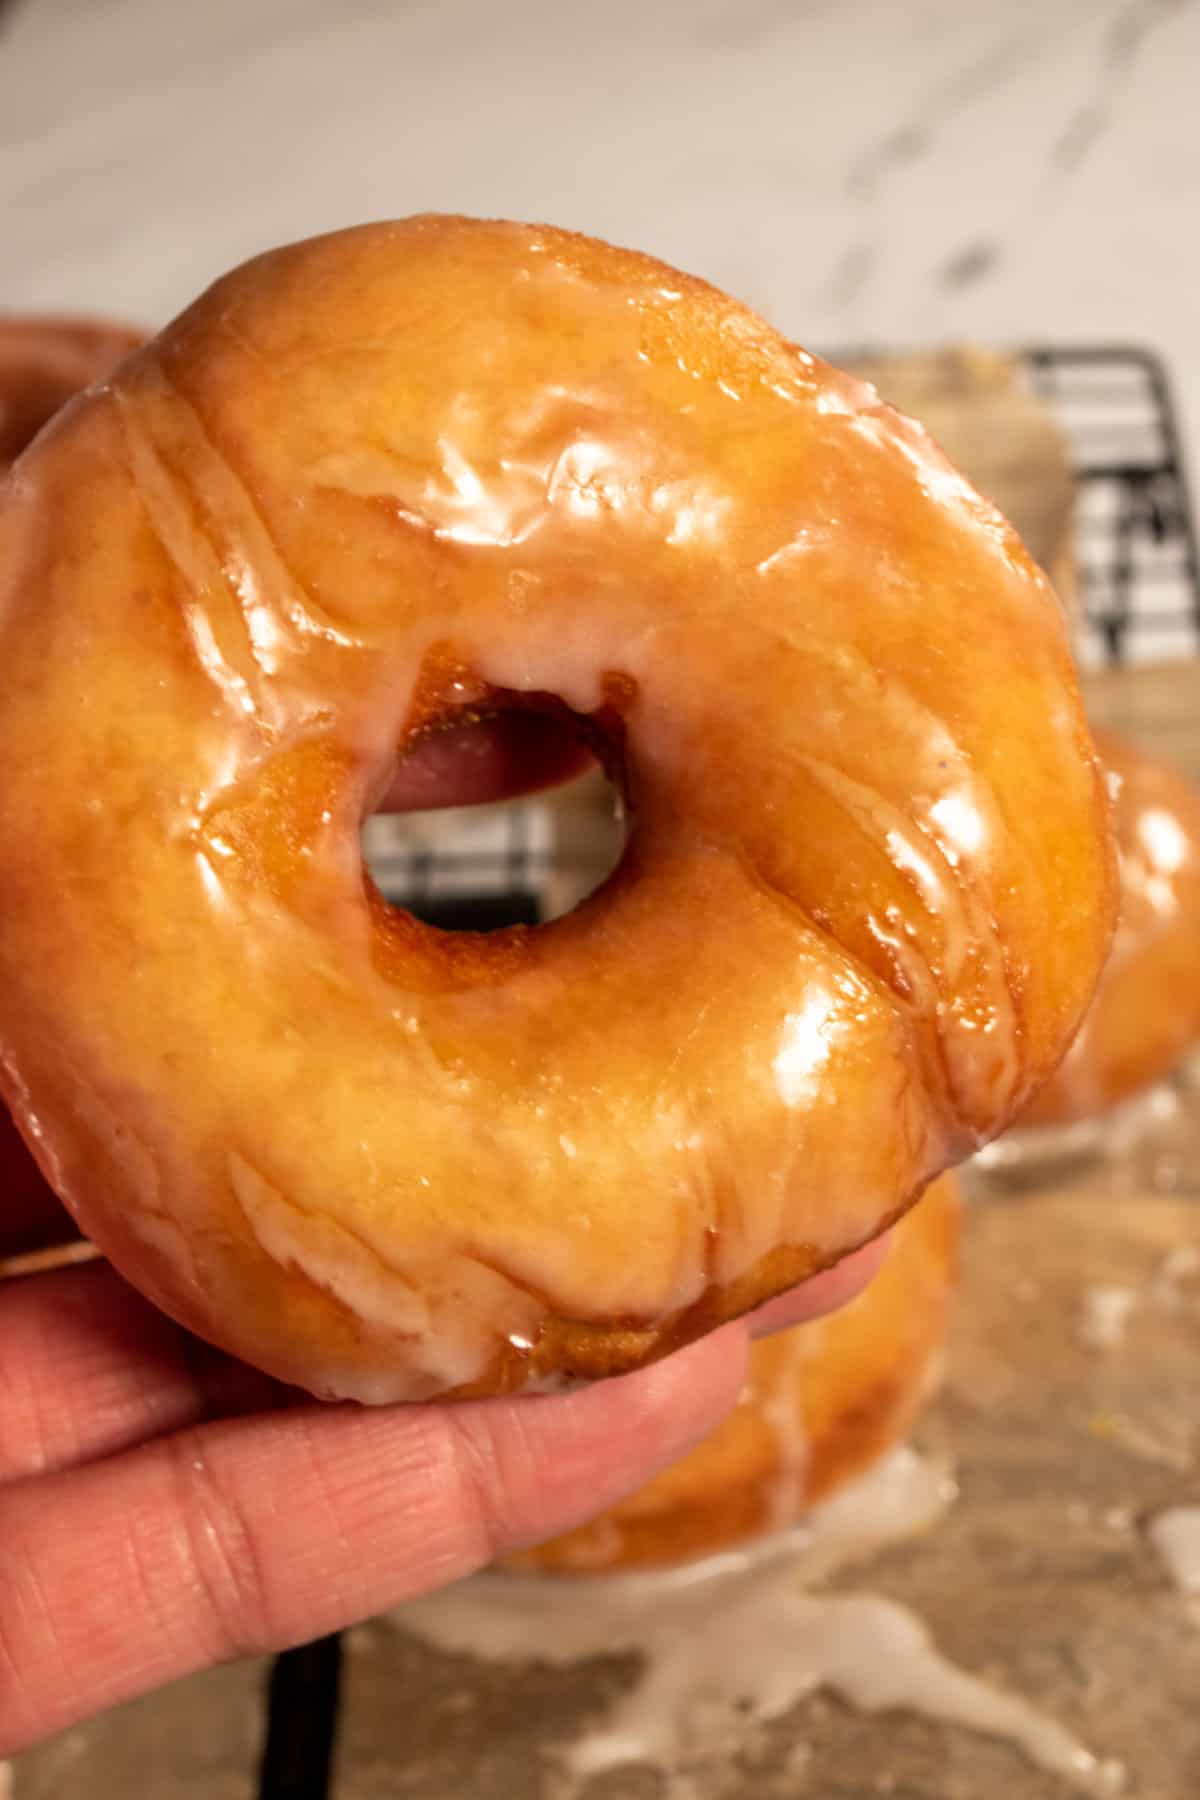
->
0;717;886;1754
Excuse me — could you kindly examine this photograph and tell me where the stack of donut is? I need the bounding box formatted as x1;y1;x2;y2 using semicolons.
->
0;315;143;470
0;220;1112;1461
1019;729;1200;1128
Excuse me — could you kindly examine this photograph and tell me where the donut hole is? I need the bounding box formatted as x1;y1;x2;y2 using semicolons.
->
361;708;628;929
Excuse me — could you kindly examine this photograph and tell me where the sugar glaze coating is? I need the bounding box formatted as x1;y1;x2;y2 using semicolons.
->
0;219;1113;1401
0;313;145;1251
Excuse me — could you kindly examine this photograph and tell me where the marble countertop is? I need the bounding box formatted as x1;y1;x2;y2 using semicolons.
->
2;0;1198;462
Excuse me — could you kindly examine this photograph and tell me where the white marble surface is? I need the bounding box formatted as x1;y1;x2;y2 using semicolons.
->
2;0;1198;463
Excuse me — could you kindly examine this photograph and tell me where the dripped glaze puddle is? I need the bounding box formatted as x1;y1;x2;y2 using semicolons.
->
1078;1285;1138;1350
1148;1505;1200;1597
392;1448;1125;1795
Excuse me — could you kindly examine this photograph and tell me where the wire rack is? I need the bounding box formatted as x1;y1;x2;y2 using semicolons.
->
259;344;1200;1800
1026;347;1199;667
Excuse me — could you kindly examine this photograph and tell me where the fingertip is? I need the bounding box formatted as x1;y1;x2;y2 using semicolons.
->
601;1321;751;1471
745;1232;892;1340
382;713;594;813
448;1322;752;1561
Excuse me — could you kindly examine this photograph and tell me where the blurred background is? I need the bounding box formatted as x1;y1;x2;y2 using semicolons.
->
2;0;1197;448
7;0;1199;665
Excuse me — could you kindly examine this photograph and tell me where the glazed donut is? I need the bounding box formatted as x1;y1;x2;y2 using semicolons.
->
1021;731;1200;1126
511;1173;961;1572
0;315;144;1251
0;218;1113;1403
0;315;143;468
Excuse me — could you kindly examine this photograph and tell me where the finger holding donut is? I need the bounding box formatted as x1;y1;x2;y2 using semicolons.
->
0;217;1115;1404
511;1173;961;1573
0;1257;754;1755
